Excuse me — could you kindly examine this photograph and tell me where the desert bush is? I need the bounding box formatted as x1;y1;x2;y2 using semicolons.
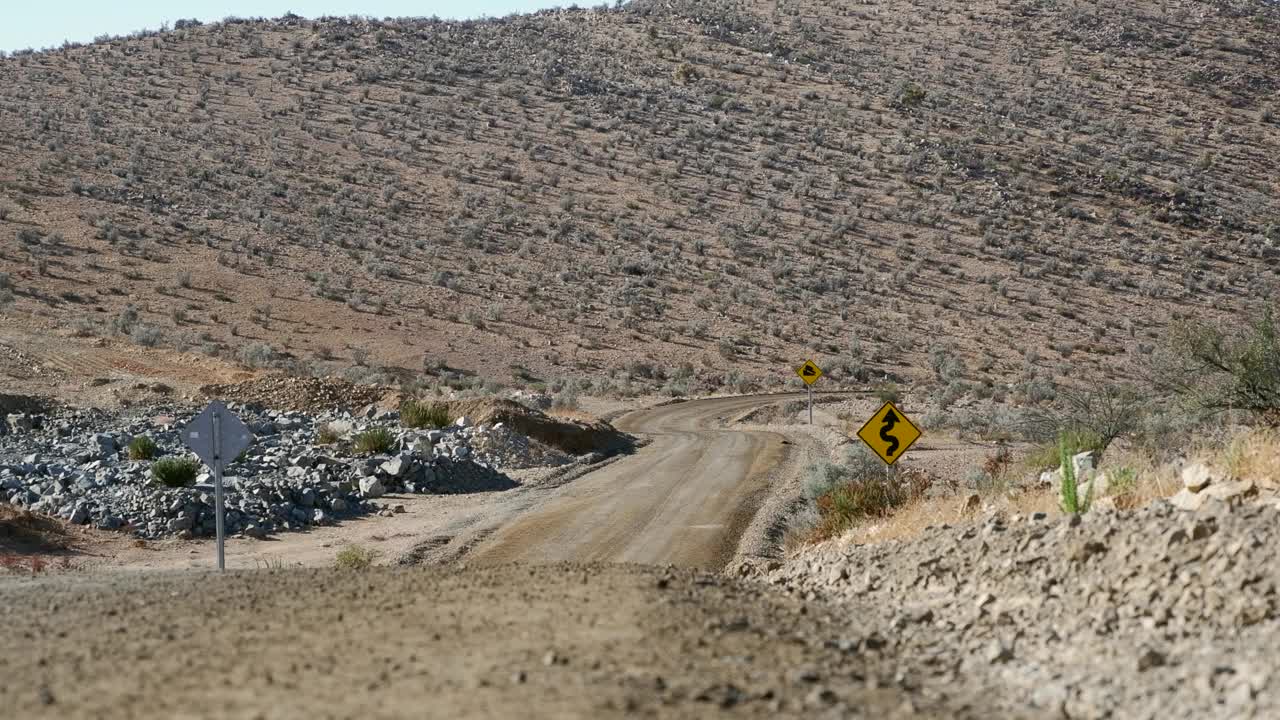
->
873;382;900;404
352;428;394;455
240;343;279;369
127;436;159;460
1153;308;1280;424
334;545;380;570
113;305;139;335
151;456;201;488
130;324;163;347
1022;383;1145;452
315;423;341;445
805;446;931;541
401;400;450;429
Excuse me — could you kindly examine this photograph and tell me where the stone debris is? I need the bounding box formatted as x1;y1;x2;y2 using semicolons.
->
770;501;1280;719
1168;462;1260;512
0;400;579;540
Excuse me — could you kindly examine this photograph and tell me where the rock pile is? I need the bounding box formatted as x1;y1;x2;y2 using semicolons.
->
1168;461;1270;511
769;501;1280;718
0;403;562;540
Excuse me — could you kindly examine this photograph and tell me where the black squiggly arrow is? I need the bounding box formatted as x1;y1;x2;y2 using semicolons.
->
880;408;900;457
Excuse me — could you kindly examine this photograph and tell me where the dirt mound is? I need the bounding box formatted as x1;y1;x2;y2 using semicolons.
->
0;505;72;553
200;376;390;413
440;398;633;456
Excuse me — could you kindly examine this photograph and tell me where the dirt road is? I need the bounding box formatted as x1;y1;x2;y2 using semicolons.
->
467;394;808;569
0;563;1003;719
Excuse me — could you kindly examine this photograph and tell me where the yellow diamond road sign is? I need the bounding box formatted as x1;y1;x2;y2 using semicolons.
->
856;401;922;466
796;360;823;385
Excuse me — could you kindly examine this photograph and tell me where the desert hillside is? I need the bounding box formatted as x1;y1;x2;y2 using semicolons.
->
1;0;1278;403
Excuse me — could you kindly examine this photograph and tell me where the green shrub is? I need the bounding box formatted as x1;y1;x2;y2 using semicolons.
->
1154;307;1280;424
151;456;201;488
127;436;159;461
400;400;451;429
352;427;395;455
1058;436;1094;515
334;545;380;570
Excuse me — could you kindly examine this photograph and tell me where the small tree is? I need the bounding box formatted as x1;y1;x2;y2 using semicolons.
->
1154;308;1280;424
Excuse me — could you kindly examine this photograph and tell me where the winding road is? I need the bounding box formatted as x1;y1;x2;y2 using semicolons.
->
468;393;809;569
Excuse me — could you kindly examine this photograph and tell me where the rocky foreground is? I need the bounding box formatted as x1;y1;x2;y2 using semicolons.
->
0;403;579;540
768;499;1280;719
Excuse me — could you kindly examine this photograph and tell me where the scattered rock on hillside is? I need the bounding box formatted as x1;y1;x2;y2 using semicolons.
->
198;376;390;413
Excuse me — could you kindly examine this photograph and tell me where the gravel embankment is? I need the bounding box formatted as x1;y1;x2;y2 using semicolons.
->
770;500;1280;719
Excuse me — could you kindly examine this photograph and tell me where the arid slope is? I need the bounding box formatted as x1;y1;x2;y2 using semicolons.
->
1;0;1278;402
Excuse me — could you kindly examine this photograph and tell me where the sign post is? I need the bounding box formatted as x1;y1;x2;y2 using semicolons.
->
182;401;253;572
795;360;823;425
212;409;225;572
856;401;922;466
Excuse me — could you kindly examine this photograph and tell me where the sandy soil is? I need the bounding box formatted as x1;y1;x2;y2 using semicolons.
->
0;563;1006;720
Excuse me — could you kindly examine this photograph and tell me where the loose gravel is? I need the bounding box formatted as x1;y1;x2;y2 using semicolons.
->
769;500;1280;719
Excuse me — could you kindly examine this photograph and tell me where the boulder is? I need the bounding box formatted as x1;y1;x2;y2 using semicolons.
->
1181;462;1214;492
380;455;412;478
1168;489;1207;512
91;433;117;458
358;477;385;499
1201;478;1256;503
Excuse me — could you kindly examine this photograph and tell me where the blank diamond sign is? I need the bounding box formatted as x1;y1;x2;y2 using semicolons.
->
182;400;253;572
183;400;252;468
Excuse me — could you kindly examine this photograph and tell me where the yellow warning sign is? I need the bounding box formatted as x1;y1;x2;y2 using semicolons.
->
856;401;922;466
795;360;823;386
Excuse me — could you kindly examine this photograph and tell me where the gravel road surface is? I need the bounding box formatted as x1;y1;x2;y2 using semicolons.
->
466;394;812;569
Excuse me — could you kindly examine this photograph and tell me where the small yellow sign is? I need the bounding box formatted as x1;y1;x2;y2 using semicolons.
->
796;360;823;386
856;401;922;466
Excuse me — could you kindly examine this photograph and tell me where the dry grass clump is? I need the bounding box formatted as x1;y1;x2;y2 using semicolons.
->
334;544;380;570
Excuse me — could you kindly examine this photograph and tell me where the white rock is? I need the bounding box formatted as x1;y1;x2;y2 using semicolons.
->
1181;462;1214;492
1168;488;1207;512
1201;477;1255;502
455;416;471;428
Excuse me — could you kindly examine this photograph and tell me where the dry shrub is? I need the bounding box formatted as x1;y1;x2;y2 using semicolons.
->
809;467;933;542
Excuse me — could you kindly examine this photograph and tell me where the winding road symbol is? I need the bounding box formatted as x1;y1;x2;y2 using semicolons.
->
879;408;901;458
856;401;922;466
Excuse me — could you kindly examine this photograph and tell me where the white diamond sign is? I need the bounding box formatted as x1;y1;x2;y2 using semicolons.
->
183;401;253;469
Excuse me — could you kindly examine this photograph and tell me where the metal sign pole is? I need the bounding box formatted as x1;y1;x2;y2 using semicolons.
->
808;384;813;425
212;408;226;573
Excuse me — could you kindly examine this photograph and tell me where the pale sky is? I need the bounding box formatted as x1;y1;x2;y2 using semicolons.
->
2;1;581;53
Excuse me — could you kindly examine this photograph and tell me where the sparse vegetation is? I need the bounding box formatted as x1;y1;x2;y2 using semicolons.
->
0;2;1270;399
334;544;380;570
401;400;451;429
1155;308;1280;424
315;423;341;445
127;436;159;461
151;456;201;488
803;446;931;541
352;428;395;455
